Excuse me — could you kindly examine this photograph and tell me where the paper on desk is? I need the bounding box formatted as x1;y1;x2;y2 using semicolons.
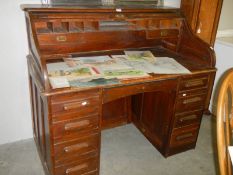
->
228;146;233;165
151;57;191;74
112;55;191;74
72;55;112;64
47;62;70;72
49;77;70;89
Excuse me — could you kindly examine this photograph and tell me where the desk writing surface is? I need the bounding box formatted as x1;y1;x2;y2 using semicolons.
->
41;47;215;96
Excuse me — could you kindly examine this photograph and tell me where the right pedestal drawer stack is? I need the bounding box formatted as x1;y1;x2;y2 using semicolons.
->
166;72;213;156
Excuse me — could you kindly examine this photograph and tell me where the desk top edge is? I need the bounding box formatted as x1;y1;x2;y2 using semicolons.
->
21;4;179;13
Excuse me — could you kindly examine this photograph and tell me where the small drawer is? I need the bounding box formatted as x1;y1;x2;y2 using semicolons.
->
170;125;199;147
55;156;98;175
174;110;203;128
52;106;100;122
103;79;177;104
103;83;145;104
51;96;100;115
51;89;99;103
146;29;179;39
176;93;206;112
54;133;100;166
53;114;99;143
179;74;209;91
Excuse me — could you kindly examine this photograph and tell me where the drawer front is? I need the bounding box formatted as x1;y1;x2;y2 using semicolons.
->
52;106;100;122
174;110;203;128
103;79;177;103
103;83;144;103
55;156;98;175
51;89;100;104
176;93;206;112
54;133;100;166
179;74;209;91
170;125;199;147
51;96;100;115
53;115;99;143
146;29;179;39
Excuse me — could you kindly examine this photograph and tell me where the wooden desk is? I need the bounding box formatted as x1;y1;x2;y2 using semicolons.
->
22;4;216;175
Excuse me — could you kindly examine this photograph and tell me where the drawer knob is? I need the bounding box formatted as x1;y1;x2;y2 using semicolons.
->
182;93;187;97
66;163;88;174
82;101;88;106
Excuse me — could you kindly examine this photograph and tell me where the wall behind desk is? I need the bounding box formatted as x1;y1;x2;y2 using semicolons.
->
211;41;233;115
0;0;40;145
0;0;180;145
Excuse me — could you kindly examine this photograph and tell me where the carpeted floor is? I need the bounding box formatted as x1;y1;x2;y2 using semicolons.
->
0;115;218;175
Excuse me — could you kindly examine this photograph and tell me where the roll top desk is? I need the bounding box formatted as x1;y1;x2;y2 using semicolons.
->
22;3;216;175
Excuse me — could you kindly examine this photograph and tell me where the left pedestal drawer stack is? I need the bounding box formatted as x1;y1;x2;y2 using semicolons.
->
37;88;101;175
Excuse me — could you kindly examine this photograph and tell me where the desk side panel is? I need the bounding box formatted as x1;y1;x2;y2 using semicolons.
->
28;58;53;175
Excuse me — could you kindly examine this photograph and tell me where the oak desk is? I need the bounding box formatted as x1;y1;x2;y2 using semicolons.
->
22;4;216;175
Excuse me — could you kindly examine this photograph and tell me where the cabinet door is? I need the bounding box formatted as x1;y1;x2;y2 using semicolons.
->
181;0;223;46
141;90;176;150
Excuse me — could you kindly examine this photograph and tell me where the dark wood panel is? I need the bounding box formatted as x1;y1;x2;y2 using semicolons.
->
169;124;199;147
141;90;176;150
176;92;206;112
181;0;223;46
131;94;143;123
179;73;210;91
174;110;203;128
54;156;99;175
102;98;128;129
54;133;100;166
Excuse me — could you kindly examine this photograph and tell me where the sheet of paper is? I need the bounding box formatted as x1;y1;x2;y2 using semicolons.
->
49;77;70;89
72;55;112;64
47;62;69;72
112;55;191;74
124;50;156;63
95;57;133;74
151;57;191;74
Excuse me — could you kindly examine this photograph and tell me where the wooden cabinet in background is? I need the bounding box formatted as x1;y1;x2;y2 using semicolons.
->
181;0;223;46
